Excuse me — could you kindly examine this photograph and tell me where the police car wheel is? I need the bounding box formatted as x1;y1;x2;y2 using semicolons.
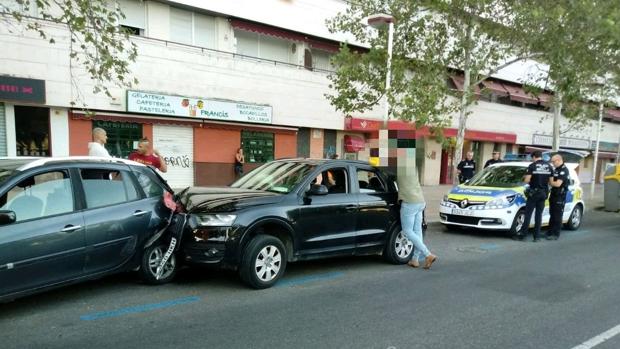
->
509;209;526;235
564;205;583;231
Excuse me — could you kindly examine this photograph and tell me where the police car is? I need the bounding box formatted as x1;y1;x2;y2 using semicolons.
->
439;161;584;234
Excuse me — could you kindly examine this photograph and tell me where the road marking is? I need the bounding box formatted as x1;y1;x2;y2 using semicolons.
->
276;271;344;288
479;243;500;250
80;295;201;321
571;323;620;349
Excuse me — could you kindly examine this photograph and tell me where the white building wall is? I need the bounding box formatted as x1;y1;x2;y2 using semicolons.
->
49;108;70;156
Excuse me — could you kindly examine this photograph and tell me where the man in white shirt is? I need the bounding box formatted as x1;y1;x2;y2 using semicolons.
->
88;127;111;157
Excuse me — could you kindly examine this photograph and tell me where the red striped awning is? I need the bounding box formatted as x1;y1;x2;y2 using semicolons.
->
481;80;508;96
501;83;538;105
605;108;620;121
450;76;481;95
230;19;307;42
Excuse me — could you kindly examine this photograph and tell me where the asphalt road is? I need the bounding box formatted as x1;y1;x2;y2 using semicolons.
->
1;209;619;349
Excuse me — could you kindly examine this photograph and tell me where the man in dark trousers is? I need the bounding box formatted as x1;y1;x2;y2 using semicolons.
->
457;151;476;184
546;154;570;240
484;151;503;168
513;150;553;241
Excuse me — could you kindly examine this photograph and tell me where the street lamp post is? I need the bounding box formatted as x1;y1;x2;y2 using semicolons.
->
367;13;395;130
591;101;604;198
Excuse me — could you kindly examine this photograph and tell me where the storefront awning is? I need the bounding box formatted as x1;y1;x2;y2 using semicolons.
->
345;117;517;143
344;135;365;152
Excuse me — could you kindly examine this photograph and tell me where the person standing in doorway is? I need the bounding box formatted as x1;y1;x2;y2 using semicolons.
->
234;148;245;178
397;152;437;269
484;150;503;168
88;127;111;157
513;150;553;242
457;151;476;183
547;154;570;240
128;138;168;173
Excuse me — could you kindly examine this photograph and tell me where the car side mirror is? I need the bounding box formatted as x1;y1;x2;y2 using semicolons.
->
0;210;16;225
308;184;328;196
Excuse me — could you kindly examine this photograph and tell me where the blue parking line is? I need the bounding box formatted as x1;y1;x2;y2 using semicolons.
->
479;243;500;250
80;295;201;321
276;271;345;288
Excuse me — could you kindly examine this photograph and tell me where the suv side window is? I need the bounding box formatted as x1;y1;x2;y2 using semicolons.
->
133;169;164;198
0;170;74;222
357;169;386;193
313;167;349;194
80;169;139;209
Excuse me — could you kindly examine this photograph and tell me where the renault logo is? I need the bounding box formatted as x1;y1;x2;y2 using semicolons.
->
460;199;468;208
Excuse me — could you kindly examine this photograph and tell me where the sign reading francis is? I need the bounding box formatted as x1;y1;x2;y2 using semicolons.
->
0;76;46;104
127;90;272;124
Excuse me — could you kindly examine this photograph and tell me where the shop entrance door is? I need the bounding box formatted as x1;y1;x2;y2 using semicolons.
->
153;125;194;188
14;106;50;156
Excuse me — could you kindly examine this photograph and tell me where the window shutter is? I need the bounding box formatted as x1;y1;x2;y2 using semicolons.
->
117;0;145;29
194;13;217;49
170;7;193;45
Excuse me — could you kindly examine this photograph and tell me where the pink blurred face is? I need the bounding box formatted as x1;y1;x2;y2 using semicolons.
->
137;141;150;155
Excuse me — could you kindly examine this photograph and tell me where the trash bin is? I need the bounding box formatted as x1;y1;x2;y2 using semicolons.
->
603;164;620;212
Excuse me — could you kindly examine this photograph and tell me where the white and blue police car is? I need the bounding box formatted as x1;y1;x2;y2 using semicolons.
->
439;161;584;235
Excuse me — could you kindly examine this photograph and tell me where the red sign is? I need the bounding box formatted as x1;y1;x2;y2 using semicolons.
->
344;135;365;152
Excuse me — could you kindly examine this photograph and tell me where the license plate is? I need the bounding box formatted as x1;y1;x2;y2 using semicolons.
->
452;208;475;216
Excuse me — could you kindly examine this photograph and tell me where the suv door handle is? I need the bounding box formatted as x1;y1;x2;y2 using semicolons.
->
132;210;149;217
61;225;82;233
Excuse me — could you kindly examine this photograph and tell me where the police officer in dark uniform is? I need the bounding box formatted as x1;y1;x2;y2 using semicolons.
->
513;150;553;241
484;151;503;168
457;151;476;184
547;154;570;240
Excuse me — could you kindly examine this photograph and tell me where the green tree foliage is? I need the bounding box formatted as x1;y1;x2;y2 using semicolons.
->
1;0;138;106
509;1;620;150
327;0;532;182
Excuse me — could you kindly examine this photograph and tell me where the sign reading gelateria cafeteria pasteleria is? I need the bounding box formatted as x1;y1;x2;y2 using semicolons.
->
126;90;272;124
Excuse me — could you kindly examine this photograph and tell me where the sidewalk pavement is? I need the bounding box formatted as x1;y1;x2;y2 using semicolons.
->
422;183;605;224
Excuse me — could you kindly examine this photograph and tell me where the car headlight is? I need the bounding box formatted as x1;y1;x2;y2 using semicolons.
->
486;195;516;207
195;214;237;227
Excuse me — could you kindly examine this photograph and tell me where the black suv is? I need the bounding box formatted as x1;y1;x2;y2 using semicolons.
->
0;157;178;302
180;158;416;289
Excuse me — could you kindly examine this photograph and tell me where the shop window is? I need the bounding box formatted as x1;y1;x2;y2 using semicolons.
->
241;131;274;163
15;106;50;157
93;120;142;158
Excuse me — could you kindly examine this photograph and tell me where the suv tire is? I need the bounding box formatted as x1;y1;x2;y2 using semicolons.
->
140;243;178;285
384;227;414;264
240;235;287;289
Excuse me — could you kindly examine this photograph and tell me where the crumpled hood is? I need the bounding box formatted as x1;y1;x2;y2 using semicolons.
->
180;187;283;213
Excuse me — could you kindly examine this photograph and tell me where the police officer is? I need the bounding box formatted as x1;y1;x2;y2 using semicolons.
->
484;151;503;168
513;150;553;242
547;154;570;240
457;151;476;183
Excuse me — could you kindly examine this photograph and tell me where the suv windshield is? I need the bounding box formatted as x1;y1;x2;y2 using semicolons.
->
467;165;527;188
231;161;316;193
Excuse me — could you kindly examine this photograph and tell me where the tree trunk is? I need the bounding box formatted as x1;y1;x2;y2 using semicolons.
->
552;91;562;152
452;23;473;185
